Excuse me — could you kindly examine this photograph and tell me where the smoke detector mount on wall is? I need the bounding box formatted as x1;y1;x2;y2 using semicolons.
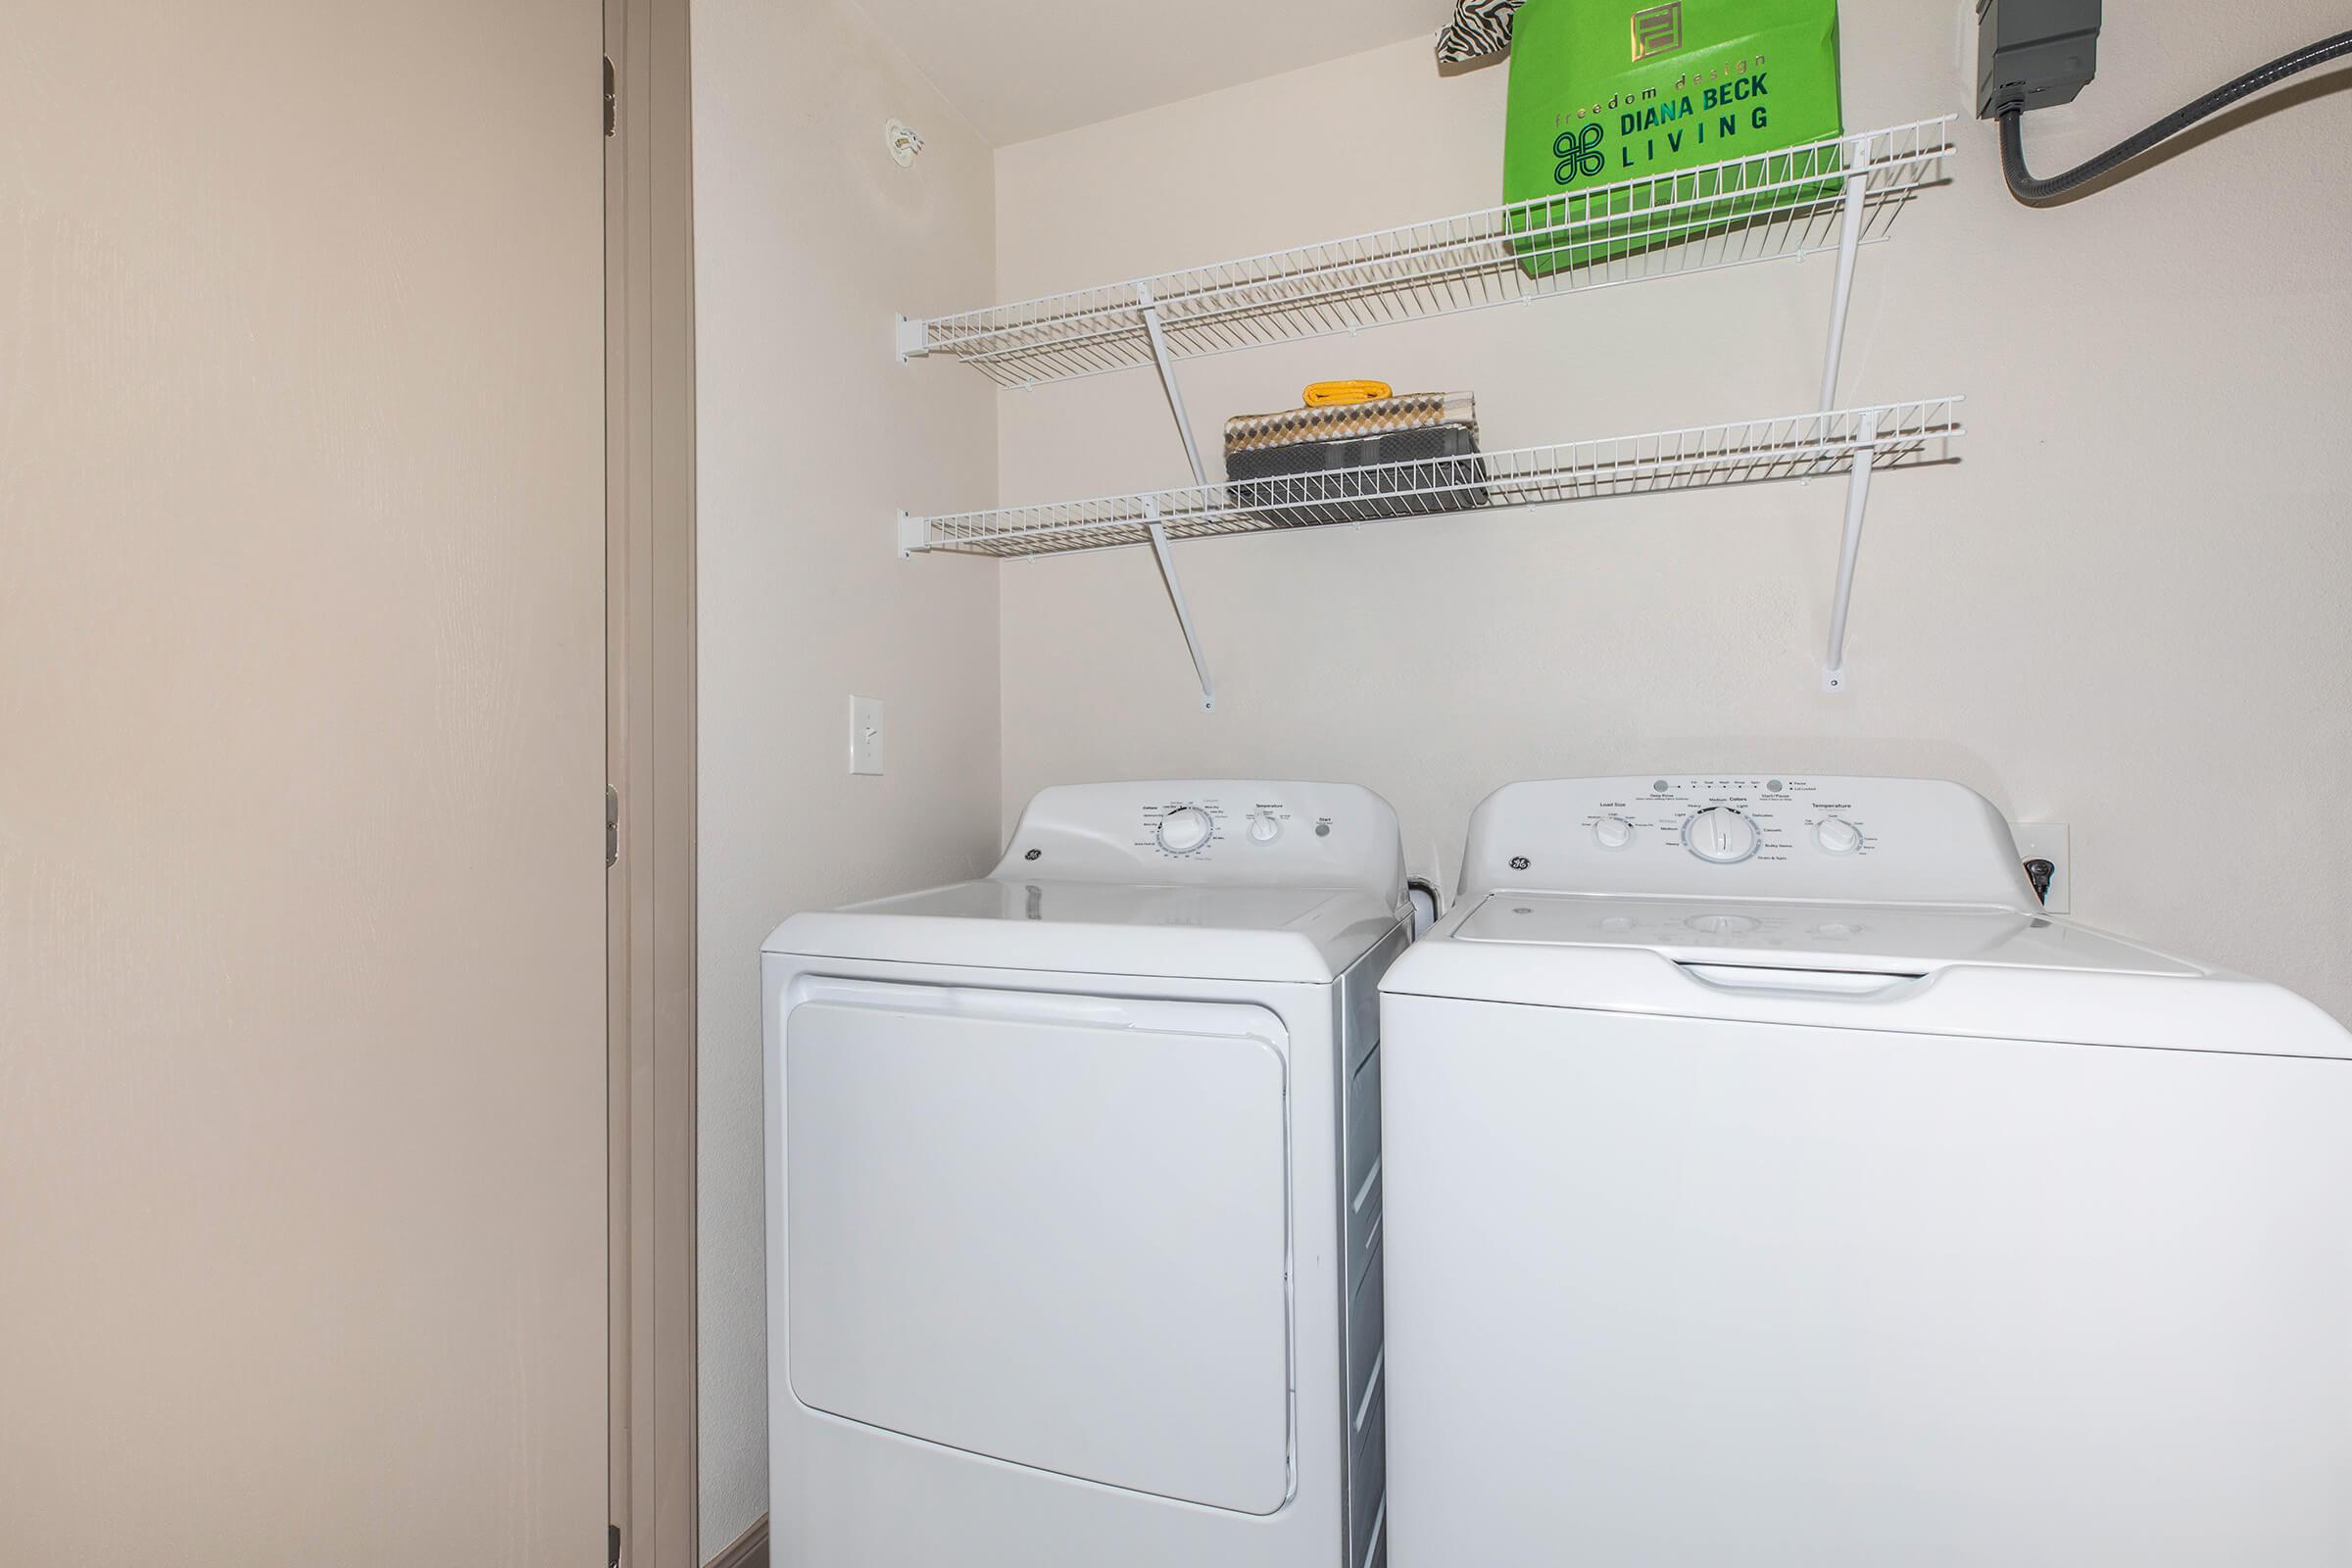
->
885;118;925;169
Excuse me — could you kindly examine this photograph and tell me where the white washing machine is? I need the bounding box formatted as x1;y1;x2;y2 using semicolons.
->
763;781;1407;1568
1380;775;2352;1567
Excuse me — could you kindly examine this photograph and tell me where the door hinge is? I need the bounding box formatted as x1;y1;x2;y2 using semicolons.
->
608;1522;621;1566
603;55;616;137
606;785;620;867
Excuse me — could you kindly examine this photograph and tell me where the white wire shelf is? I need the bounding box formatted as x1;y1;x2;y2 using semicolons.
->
901;118;1956;389
902;398;1962;560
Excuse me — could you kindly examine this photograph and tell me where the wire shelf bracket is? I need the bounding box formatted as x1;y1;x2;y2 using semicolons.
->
1820;408;1878;693
1818;135;1875;690
1133;280;1218;710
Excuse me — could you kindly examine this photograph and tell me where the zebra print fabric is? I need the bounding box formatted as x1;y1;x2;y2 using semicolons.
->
1435;0;1524;63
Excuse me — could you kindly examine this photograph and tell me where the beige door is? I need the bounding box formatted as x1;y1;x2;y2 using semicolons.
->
0;4;608;1564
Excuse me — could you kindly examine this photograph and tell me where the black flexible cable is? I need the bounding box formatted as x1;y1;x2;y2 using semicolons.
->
1998;28;2352;207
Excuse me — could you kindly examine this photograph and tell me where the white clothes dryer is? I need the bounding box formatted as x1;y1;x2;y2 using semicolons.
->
1380;775;2352;1567
764;781;1407;1568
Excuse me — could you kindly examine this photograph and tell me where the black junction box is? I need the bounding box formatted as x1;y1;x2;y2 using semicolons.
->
1976;0;2102;118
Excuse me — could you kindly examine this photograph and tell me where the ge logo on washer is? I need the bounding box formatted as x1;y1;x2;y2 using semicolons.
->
1510;856;1532;870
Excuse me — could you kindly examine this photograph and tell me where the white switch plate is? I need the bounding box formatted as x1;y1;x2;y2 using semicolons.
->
850;696;885;776
2009;822;2070;914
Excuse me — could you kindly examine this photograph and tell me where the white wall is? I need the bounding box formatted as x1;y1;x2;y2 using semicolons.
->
995;2;2352;1021
693;0;1003;1550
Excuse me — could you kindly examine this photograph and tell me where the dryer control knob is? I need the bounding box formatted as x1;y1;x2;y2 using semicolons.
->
1814;816;1864;855
1156;807;1214;855
1592;815;1635;850
1247;812;1283;845
1682;807;1760;864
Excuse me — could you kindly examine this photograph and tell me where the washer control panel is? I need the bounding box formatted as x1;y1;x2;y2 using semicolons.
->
1461;776;2038;907
995;779;1407;898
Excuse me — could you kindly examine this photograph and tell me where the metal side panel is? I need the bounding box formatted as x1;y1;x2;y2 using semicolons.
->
784;986;1294;1515
1339;921;1408;1078
1345;1048;1382;1291
1349;1385;1388;1568
1341;922;1406;1297
1345;1243;1385;1452
1335;923;1403;1568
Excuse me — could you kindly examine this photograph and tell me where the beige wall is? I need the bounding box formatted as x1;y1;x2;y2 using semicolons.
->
0;2;608;1562
690;0;1004;1548
995;1;2352;1020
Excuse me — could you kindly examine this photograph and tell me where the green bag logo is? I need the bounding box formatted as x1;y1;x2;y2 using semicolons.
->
1631;1;1684;60
1553;122;1606;184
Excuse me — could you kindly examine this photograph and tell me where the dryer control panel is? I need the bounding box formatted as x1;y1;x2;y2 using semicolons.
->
1460;776;2038;908
997;779;1407;899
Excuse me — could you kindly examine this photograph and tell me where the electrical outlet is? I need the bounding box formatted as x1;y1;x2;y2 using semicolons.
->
850;696;885;776
2009;821;2071;914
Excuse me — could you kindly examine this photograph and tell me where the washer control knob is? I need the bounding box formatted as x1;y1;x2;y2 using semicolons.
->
1155;807;1214;855
1814;816;1864;855
1247;811;1283;845
1592;814;1636;850
1687;912;1762;935
1682;807;1760;864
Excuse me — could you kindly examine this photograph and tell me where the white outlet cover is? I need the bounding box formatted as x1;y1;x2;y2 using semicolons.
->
2009;822;2070;914
850;696;885;776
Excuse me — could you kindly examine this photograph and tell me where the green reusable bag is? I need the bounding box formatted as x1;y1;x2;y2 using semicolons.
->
1503;0;1844;273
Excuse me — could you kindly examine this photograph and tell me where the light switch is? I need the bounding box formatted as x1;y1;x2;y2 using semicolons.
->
850;696;885;776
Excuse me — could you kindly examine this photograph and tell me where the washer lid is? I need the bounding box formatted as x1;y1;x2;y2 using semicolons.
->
1386;894;2352;1060
1454;894;2198;977
765;879;1403;983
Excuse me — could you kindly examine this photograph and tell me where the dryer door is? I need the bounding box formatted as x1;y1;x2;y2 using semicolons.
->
781;979;1294;1514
